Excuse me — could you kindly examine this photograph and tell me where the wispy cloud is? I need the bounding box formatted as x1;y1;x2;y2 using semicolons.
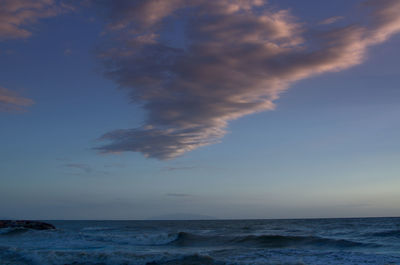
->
166;193;192;197
103;163;126;168
162;166;199;172
0;0;73;112
63;162;114;176
64;163;93;174
0;49;14;55
319;16;344;25
0;86;34;111
93;0;400;159
64;48;72;56
0;0;73;41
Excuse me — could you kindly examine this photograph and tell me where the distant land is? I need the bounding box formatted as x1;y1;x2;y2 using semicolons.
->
147;213;217;220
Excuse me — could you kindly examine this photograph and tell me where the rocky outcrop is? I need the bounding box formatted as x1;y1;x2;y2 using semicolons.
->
0;220;55;230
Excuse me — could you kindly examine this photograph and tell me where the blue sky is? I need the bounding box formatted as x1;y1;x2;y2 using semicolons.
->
0;0;400;220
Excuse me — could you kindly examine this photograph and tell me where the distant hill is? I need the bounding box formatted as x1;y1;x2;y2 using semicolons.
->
147;213;216;220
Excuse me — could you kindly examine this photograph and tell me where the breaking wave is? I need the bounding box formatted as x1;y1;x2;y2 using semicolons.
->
0;227;29;236
169;231;377;249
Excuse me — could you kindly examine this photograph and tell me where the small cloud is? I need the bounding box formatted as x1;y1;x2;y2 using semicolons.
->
63;163;113;177
319;16;344;25
64;48;72;56
166;193;192;197
163;166;199;171
103;163;126;168
0;86;34;112
56;157;70;162
0;49;15;55
64;163;92;174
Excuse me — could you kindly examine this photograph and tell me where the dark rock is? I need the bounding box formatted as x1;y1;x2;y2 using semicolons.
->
0;220;55;230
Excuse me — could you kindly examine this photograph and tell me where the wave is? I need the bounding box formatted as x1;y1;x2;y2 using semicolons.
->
146;254;221;265
0;247;221;265
0;226;380;251
370;229;400;238
169;232;376;249
0;227;29;236
232;234;367;248
81;231;179;246
81;226;117;232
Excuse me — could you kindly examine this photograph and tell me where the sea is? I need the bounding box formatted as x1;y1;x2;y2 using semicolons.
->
1;218;400;265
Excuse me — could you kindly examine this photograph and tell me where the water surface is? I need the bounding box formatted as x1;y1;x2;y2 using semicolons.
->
1;218;400;264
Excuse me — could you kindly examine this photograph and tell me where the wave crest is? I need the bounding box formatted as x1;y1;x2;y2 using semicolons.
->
0;227;29;236
169;232;375;249
371;230;400;238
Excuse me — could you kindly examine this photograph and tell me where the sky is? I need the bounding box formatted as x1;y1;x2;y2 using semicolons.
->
1;0;400;220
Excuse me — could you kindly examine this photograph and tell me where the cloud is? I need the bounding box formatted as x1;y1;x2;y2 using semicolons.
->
96;0;185;32
63;162;113;176
103;163;126;168
95;0;400;159
0;0;73;40
319;16;344;25
0;1;75;112
64;48;72;55
64;163;93;173
163;166;199;171
0;86;34;111
0;49;14;55
166;193;192;197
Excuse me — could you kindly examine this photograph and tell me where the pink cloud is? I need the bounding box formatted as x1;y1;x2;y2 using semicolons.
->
0;0;73;40
93;0;400;159
0;86;34;111
319;16;344;25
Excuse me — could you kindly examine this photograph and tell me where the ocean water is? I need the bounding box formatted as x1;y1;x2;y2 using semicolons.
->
1;218;400;265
